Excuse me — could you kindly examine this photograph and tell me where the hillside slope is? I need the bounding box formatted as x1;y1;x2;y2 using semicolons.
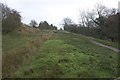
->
3;29;118;78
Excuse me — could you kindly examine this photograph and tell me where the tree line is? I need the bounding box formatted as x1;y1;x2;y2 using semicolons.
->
29;20;57;30
1;3;57;35
1;3;119;42
62;4;119;42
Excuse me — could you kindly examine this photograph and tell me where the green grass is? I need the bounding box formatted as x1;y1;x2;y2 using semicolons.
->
11;30;118;78
3;30;53;52
2;30;53;78
92;38;118;49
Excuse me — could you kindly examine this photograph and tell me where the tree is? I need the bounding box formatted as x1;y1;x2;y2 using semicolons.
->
79;11;95;28
62;17;78;32
102;13;118;42
78;3;118;41
38;21;57;30
62;17;74;30
92;3;117;26
30;20;37;27
79;11;86;27
39;21;49;29
92;4;118;40
60;28;62;30
62;17;73;26
1;3;21;34
53;26;57;30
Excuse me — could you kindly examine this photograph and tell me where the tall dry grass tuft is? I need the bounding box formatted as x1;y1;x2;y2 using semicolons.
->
18;27;40;34
41;32;53;41
3;51;24;77
2;46;37;78
31;38;43;48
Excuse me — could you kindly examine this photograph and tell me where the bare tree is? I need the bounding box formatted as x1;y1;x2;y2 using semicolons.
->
79;11;95;28
79;11;86;27
94;3;117;18
94;3;107;17
62;17;74;26
30;20;37;27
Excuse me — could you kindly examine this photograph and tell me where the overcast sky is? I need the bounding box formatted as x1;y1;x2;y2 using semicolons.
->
1;0;119;29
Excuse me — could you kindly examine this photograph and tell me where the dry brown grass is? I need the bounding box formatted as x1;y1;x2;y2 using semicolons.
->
2;31;53;78
18;27;40;34
2;42;39;78
41;32;53;41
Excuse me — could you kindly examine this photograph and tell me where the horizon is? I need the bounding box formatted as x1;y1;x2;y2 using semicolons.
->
1;0;119;29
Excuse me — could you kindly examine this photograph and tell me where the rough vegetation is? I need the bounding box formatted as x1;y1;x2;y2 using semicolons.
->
3;29;118;78
63;4;119;42
2;28;53;78
1;2;119;79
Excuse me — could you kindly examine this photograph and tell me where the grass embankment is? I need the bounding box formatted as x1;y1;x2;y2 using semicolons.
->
9;30;118;78
2;27;53;78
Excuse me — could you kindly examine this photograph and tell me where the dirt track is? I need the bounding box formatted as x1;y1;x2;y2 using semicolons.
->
91;40;119;53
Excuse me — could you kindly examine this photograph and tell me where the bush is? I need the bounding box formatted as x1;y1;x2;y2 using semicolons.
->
1;3;21;34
